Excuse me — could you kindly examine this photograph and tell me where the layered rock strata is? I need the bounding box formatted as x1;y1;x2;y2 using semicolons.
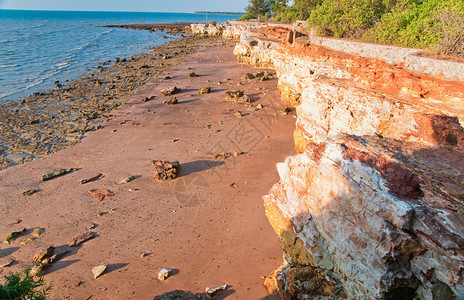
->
230;24;464;299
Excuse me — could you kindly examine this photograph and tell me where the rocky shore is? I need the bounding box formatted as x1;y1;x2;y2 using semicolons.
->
102;23;192;34
0;28;218;170
0;22;294;299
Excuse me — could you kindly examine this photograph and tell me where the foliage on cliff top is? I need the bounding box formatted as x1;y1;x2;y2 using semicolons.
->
307;0;464;56
242;0;464;56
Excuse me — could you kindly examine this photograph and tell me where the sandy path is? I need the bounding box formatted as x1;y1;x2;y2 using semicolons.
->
0;40;295;299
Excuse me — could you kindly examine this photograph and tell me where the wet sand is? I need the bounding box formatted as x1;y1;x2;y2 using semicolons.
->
0;38;295;299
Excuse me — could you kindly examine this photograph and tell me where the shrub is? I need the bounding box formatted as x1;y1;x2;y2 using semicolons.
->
208;20;217;25
308;0;388;39
362;0;464;52
0;270;51;300
438;9;464;57
239;13;254;21
273;10;300;23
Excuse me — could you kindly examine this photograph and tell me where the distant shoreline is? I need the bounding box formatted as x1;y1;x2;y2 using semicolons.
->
194;11;244;16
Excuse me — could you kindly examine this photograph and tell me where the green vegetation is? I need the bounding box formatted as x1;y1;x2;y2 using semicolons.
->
0;270;51;300
241;0;275;20
242;0;464;57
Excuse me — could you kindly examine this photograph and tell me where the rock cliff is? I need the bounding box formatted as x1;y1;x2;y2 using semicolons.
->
194;22;464;299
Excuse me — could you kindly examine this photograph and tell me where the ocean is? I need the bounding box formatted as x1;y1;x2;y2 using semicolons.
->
0;9;241;102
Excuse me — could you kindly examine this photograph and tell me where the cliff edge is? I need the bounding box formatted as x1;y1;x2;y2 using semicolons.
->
193;22;464;299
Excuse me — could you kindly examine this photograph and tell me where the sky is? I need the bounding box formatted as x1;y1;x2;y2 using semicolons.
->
0;0;248;13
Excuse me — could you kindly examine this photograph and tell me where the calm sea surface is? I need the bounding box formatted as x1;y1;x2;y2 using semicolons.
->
0;9;240;102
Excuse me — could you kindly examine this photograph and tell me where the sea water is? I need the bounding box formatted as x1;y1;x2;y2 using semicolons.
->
0;9;241;102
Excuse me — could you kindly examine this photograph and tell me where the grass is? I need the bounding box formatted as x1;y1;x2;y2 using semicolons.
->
0;269;51;300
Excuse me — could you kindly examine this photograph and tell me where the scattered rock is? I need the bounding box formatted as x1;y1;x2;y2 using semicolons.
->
163;97;179;105
242;73;254;80
281;107;295;115
158;268;172;281
41;168;77;181
210;152;241;160
233;151;244;156
22;189;38;196
0;259;14;269
243;71;274;81
161;87;181;96
225;90;243;100
164;76;171;80
80;173;104;184
75;281;84;287
257;104;263;109
30;263;48;276
3;228;27;244
142;96;156;102
88;189;115;201
68;231;96;247
198;87;211;94
33;246;55;263
117;175;137;184
234;111;243;118
205;284;228;298
92;265;107;279
225;90;251;104
188;72;199;78
30;228;43;237
154;290;206;300
153;160;180;181
20;238;35;246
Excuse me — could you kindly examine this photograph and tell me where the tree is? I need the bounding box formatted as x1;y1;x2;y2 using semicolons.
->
273;0;290;15
292;0;324;19
245;0;276;19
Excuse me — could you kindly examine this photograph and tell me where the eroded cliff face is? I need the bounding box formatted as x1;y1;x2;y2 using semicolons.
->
225;23;464;299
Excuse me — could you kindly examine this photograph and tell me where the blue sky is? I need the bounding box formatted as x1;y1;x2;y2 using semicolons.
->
0;0;249;13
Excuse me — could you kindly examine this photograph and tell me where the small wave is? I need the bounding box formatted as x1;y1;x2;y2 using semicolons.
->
55;62;69;68
0;64;18;68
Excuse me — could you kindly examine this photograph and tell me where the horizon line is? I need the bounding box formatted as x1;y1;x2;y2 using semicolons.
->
0;8;244;14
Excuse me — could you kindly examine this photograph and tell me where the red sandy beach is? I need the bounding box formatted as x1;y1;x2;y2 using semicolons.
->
0;39;295;299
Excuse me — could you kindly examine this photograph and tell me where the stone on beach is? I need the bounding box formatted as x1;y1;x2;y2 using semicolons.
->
22;189;38;196
152;160;180;181
161;86;181;96
88;189;115;201
41;168;77;181
205;284;228;298
30;227;44;237
163;97;179;105
68;231;96;247
142;96;156;102
3;228;27;244
33;246;55;263
80;173;104;184
225;90;251;104
117;175;137;184
92;265;107;279
198;86;211;94
157;268;172;281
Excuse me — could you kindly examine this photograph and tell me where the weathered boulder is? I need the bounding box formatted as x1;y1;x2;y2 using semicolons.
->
153;160;180;181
